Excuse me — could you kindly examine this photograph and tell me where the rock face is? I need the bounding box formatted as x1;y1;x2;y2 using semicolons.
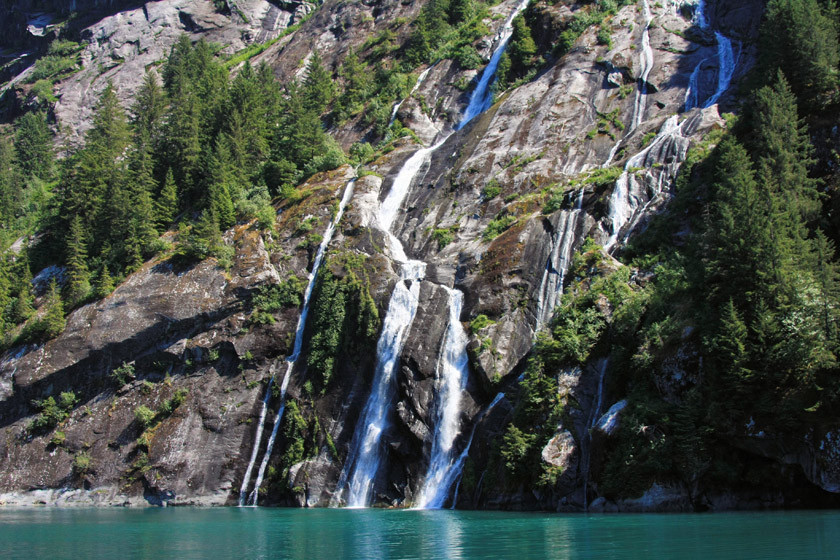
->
6;0;836;512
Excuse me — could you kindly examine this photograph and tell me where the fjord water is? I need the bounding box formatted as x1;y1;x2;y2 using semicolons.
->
3;508;840;559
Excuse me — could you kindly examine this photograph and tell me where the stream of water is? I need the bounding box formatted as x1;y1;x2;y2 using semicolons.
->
334;0;530;509
239;179;356;506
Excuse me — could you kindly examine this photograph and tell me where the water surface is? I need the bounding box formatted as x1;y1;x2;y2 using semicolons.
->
2;507;839;559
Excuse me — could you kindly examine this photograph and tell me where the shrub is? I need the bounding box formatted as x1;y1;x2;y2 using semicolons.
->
482;179;501;200
73;452;92;475
469;314;495;334
134;405;156;428
111;362;135;387
483;213;517;241
29;391;78;433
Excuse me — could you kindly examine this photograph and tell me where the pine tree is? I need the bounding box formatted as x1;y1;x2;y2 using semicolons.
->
154;168;179;232
749;72;820;222
9;254;34;324
94;264;114;299
164;68;202;204
131;70;167;153
759;0;840;109
65;215;91;306
508;15;537;72
705;138;781;314
812;229;840;342
206;139;236;228
14;111;54;180
448;0;473;25
0;136;22;232
335;49;372;120
40;278;66;340
302;51;336;114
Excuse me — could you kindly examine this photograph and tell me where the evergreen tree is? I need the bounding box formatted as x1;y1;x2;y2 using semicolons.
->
164;69;202;205
448;0;473;25
64;215;90;306
14;111;54;180
705;138;781;314
154;168;179;232
39;278;66;339
748;72;820;222
710;299;752;408
0;136;22;232
302;51;336;114
206;138;237;228
335;50;372;121
508;14;537;72
131;70;167;156
94;264;114;299
759;0;840;109
812;229;840;343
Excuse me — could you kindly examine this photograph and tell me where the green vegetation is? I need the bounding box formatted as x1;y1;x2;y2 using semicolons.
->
110;362;136;387
469;314;495;334
483;213;517;241
72;451;93;475
28;391;78;434
250;277;306;324
306;256;380;393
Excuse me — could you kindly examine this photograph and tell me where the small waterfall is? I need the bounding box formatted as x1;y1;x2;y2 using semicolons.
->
333;0;531;508
456;0;530;130
388;65;435;127
449;392;505;509
415;288;471;509
603;0;654;167
605;115;690;252
238;179;356;506
632;0;654;131
535;189;584;328
583;358;609;510
684;0;741;111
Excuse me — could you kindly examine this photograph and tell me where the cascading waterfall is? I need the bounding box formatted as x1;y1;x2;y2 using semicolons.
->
414;288;471;509
331;145;430;508
602;0;655;168
333;0;529;508
535;189;584;328
684;0;740;111
388;65;434;127
632;0;654;131
605;114;690;252
457;0;530;129
238;179;356;506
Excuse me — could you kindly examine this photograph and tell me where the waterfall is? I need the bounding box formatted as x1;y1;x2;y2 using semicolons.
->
605;115;690;252
238;179;356;506
535;189;584;328
449;392;505;509
414;288;471;509
684;0;741;111
388;65;435;127
583;358;609;511
331;145;430;508
456;0;530;130
333;0;529;508
603;0;654;167
632;0;654;131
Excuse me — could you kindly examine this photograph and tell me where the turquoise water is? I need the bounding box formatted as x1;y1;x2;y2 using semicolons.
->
2;508;839;559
